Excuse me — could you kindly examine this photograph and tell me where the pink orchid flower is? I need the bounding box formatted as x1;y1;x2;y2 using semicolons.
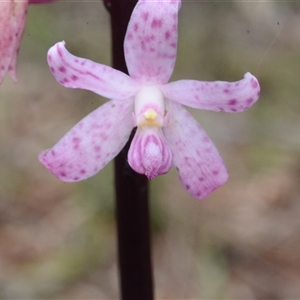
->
39;0;260;199
0;0;54;84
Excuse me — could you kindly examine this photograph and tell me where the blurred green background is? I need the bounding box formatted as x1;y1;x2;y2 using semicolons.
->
1;1;300;299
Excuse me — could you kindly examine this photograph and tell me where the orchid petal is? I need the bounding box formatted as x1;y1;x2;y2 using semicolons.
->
163;100;228;199
47;41;139;99
39;99;134;182
0;0;27;83
161;72;260;112
124;0;181;84
128;127;172;179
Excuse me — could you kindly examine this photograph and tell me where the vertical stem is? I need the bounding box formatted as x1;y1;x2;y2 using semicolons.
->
109;1;154;299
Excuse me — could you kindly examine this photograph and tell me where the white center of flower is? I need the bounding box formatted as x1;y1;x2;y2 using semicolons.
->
134;85;164;128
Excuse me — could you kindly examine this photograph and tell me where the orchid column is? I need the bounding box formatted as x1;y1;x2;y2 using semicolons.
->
109;1;154;299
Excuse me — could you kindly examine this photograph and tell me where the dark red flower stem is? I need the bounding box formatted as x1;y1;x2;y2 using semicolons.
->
108;1;154;299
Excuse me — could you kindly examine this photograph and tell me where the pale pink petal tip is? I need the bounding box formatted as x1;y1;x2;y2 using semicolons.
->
47;41;138;99
128;127;172;180
161;72;260;113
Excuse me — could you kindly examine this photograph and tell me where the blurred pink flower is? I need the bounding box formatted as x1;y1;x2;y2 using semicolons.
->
0;0;55;83
40;0;260;199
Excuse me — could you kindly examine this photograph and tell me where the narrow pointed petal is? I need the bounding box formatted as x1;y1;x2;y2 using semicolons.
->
128;127;172;179
0;1;27;83
163;101;228;199
47;41;139;99
39;99;134;182
161;73;260;112
124;0;181;84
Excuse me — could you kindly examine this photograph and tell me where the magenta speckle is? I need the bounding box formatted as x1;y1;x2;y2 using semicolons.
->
59;66;66;73
73;137;81;144
165;31;171;40
228;99;237;106
73;177;79;181
142;12;149;21
151;18;162;29
196;192;202;198
185;184;190;190
212;170;219;176
48;55;52;62
198;177;205;182
94;145;101;152
51;150;56;156
50;67;55;73
60;172;66;177
251;79;258;88
202;136;209;143
63;78;69;83
246;98;254;105
71;75;78;81
223;89;229;93
134;23;138;32
127;33;133;40
80;169;86;175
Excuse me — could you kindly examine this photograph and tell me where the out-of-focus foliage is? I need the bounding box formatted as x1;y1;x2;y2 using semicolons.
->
0;1;300;299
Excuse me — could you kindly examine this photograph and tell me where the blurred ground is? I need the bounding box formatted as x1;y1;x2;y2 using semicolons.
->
1;1;300;299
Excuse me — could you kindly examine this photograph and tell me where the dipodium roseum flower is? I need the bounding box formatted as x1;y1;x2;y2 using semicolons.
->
39;0;260;199
0;0;55;84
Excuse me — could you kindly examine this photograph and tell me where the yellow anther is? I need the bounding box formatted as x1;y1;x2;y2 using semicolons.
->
144;109;157;121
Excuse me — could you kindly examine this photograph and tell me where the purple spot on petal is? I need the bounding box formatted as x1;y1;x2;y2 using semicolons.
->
142;12;149;21
71;75;78;81
94;145;101;152
212;170;219;176
247;98;254;105
165;31;171;40
228;99;237;106
60;172;66;177
127;33;133;40
59;66;66;73
202;136;209;143
151;18;162;29
251;79;258;88
133;23;138;32
80;169;86;175
196;191;202;198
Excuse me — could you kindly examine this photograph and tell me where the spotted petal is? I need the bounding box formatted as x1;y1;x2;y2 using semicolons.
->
0;0;27;83
124;0;181;84
161;72;260;112
39;99;134;182
47;41;139;99
163;100;228;199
